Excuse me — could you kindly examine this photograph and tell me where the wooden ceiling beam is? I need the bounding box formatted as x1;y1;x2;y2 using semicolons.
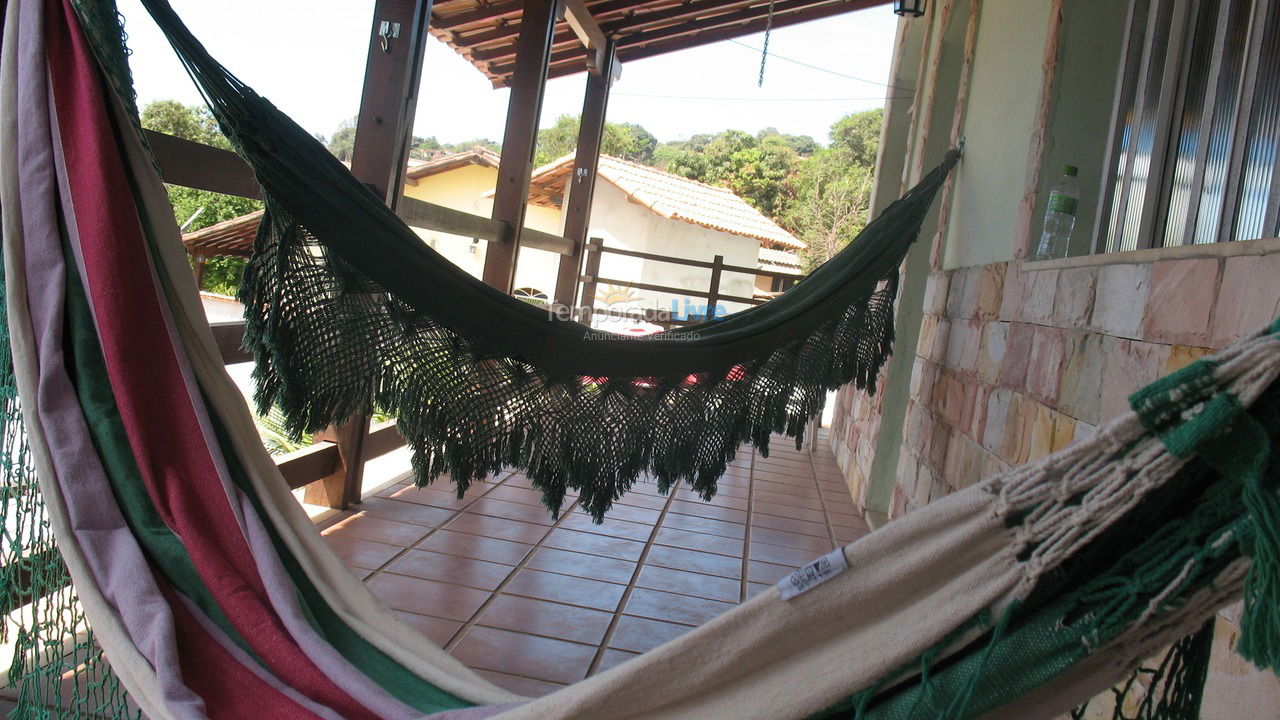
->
561;0;608;71
614;0;853;48
599;0;755;36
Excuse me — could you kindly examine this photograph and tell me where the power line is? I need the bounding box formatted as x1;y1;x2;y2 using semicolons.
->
726;38;916;92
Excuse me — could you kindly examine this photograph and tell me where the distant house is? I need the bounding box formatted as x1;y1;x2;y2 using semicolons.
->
183;149;804;320
524;154;804;317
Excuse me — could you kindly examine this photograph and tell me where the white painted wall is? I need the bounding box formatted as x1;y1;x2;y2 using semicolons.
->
944;0;1053;269
584;180;761;321
402;162;765;318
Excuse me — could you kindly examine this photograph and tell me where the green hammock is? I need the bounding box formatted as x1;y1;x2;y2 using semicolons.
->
133;0;958;520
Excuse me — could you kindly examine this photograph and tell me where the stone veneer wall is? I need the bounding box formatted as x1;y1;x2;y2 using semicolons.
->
830;239;1280;714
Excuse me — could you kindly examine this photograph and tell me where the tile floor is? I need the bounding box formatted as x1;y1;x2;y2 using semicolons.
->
319;430;869;697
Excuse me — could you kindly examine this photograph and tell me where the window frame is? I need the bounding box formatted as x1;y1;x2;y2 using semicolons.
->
1092;0;1278;254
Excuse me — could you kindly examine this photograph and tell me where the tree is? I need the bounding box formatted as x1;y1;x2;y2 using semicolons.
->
142;100;262;296
325;117;358;162
829;108;883;168
786;153;873;271
533;114;658;165
654;129;800;217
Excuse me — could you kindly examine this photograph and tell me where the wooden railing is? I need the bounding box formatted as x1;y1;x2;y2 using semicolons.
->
578;238;802;324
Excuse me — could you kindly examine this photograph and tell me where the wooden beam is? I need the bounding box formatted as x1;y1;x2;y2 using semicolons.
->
210;320;254;364
143;129;260;199
561;0;608;72
351;0;434;201
616;0;857;50
398;196;575;254
308;0;433;511
483;0;561;292
554;41;615;306
604;2;883;70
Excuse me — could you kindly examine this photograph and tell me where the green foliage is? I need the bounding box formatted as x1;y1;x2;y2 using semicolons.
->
325;118;357;162
534;114;658;165
142;100;262;295
786;153;874;271
829;108;883;168
655;129;802;217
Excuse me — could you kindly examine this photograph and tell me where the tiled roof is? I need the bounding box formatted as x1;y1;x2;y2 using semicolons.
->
527;154;805;250
405;147;500;180
183;209;263;258
758;247;804;273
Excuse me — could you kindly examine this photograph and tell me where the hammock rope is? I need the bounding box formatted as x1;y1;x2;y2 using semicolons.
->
128;0;959;520
2;1;1279;719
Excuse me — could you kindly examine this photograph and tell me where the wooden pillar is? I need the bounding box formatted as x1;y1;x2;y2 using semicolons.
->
191;253;207;290
704;255;724;321
482;0;561;292
308;0;432;510
554;40;616;307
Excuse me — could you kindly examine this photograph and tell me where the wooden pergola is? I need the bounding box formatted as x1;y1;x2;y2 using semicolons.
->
155;0;890;510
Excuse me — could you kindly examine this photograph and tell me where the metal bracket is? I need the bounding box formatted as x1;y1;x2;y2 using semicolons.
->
378;21;401;53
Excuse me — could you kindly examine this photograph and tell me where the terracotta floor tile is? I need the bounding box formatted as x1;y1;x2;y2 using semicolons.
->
613;493;669;511
750;527;834;553
355;497;457;527
468;498;558;526
624;588;735;627
835;526;870;544
609;615;691;653
559;514;654;542
446;514;551;545
674;489;749;511
752;490;825;512
749;541;819;567
635;566;740;603
392;610;463;647
590;503;663;526
661;513;746;540
483;485;552;508
384;550;514;591
829;510;871;530
754;479;821;497
323;535;401;570
746;559;795;585
417;529;533;566
365;574;490;621
542;528;645;562
652;528;744;558
667;500;748;525
750;513;831;539
525;547;637;585
477;594;613;646
745;582;775;600
595;649;641;674
503;569;626;612
753;502;830;524
323;513;431;547
645;544;743;580
384;484;482;511
472;669;564;698
452;627;595;685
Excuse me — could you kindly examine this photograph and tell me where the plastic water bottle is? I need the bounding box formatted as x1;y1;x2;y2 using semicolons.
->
1035;165;1080;260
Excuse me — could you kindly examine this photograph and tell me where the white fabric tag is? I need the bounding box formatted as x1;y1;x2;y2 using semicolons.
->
776;548;848;600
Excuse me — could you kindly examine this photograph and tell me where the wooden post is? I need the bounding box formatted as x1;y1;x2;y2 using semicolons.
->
483;0;561;292
309;0;433;510
554;40;616;307
579;237;603;324
705;254;724;321
191;253;207;290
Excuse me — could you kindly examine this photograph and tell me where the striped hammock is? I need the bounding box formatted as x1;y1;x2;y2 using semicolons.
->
2;1;1279;719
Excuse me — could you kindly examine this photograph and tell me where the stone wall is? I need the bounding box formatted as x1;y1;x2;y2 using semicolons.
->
851;240;1280;518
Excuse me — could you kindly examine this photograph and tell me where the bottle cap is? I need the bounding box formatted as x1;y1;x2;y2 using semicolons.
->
1064;165;1079;176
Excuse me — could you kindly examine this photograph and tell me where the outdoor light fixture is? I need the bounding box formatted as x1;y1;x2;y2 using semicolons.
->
894;0;927;17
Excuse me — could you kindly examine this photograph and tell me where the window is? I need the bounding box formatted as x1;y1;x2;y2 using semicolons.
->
1098;0;1280;252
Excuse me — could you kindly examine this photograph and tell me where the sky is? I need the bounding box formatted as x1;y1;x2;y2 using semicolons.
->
116;1;901;147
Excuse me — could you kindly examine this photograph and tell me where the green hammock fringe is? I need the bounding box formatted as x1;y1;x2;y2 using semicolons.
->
129;0;958;520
